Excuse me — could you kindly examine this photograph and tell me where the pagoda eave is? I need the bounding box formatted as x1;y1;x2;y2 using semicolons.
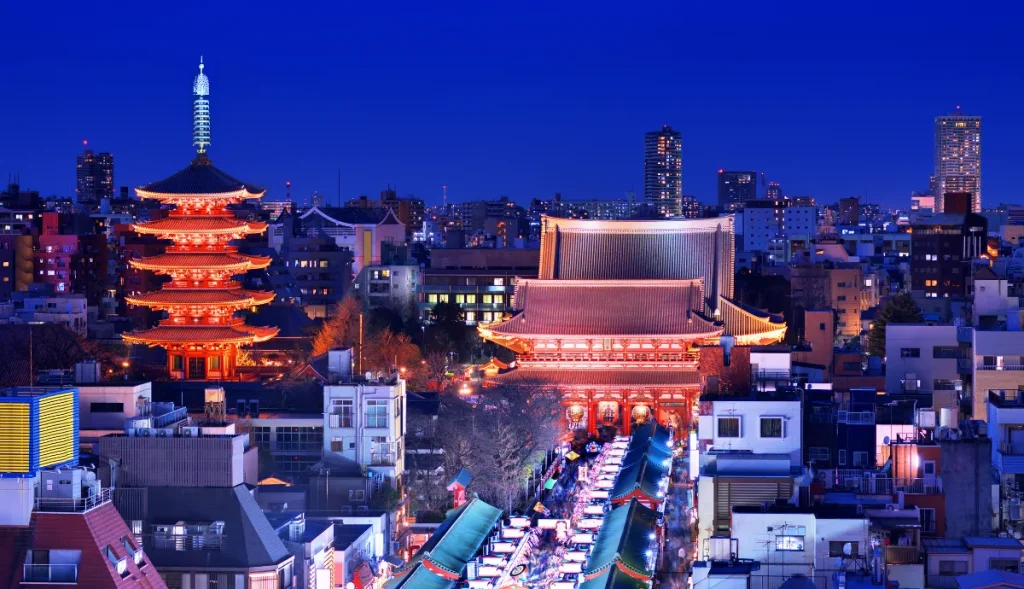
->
135;188;265;202
124;289;276;309
122;325;279;347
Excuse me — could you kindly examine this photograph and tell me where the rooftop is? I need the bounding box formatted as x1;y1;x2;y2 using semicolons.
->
138;153;264;198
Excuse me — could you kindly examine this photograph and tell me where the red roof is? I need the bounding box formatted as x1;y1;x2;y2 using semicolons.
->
483;279;721;339
133;217;267;235
487;367;701;388
130;252;271;272
0;503;167;588
122;324;279;345
125;288;275;307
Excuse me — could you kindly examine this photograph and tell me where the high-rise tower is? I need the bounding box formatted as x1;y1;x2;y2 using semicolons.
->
934;108;981;213
76;141;114;207
644;125;682;217
122;59;277;380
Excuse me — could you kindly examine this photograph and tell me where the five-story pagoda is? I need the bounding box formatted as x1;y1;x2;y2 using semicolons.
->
122;59;278;380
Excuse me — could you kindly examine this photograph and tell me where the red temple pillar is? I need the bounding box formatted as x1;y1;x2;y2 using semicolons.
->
622;393;631;436
587;391;597;436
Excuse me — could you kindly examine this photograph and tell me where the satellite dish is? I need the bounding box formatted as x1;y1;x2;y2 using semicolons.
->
843;542;853;556
883;436;891;445
365;371;372;380
347;583;356;589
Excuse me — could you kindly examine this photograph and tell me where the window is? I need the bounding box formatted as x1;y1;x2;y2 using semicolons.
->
365;400;388;428
829;541;860;557
933;346;959;359
493;278;504;286
759;417;783;438
90;402;124;413
852;451;868;467
933;379;959;391
209;356;221;370
171;355;183;371
276;426;323;450
717;417;740;438
252;427;271;446
920;508;936;534
819;323;826;330
837;295;847;301
938;560;968;575
775;536;805;551
838;449;847;466
900;348;920;358
989;559;1021;573
331;399;354;427
331;437;344;452
809;447;830;462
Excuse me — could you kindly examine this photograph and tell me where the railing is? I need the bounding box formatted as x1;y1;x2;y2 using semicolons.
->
328;414;353;428
370;453;397;466
22;563;78;583
152;406;189;428
1001;442;1024;456
814;473;942;494
884;545;920;565
837;410;875;425
977;363;1024;371
150;533;224;551
35;488;111;513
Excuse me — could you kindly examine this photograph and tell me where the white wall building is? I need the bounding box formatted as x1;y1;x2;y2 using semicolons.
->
698;397;802;464
972;330;1024;422
322;349;407;485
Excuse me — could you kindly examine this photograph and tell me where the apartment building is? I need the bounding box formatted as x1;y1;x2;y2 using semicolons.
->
885;324;963;395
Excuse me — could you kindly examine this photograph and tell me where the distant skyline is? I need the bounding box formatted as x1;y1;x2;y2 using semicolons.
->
3;1;1024;208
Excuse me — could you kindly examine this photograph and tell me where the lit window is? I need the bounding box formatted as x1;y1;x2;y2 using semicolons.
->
717;417;740;438
776;536;805;551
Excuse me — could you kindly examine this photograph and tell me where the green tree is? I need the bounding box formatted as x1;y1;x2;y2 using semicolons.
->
868;292;924;357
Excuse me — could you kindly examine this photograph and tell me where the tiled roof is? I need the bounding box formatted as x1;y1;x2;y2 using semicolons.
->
137;154;264;197
300;206;394;226
487;367;701;388
122;324;279;345
485;279;720;338
19;503;169;588
126;289;275;307
138;485;292;569
133;217;268;235
130;252;271;272
955;569;1024;589
385;496;502;589
583;498;660;581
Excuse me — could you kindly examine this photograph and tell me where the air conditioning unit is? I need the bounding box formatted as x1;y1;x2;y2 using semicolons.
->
139;429;152;437
156;429;169;437
181;427;199;438
1010;504;1024;521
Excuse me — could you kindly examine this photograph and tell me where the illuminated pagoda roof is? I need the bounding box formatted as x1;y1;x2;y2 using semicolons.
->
122;324;278;346
582;498;660;583
136;153;265;200
133;216;268;235
129;252;272;272
487;367;700;388
125;288;276;308
481;279;721;340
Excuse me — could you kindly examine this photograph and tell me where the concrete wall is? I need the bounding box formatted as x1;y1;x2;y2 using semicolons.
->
78;383;151;430
698;399;802;462
942;438;994;537
98;434;247;488
885;324;959;394
323;379;407;482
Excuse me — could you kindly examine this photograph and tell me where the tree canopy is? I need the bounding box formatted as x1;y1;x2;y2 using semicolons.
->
867;292;924;357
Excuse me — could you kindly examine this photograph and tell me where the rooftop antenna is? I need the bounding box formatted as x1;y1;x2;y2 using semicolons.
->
285;181;292;203
442;184;448;212
337;168;341;207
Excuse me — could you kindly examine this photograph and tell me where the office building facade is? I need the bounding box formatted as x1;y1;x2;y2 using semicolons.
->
935;111;982;213
644;125;682;217
76;148;114;207
717;170;756;212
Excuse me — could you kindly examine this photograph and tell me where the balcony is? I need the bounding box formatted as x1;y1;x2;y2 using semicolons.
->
22;563;78;584
957;327;973;344
35;488;111;513
884;545;920;565
272;441;323;453
370;453;397;466
1002;442;1024;456
814;473;942;494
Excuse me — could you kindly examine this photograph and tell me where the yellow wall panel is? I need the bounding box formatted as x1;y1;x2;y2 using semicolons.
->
0;404;30;472
38;393;75;467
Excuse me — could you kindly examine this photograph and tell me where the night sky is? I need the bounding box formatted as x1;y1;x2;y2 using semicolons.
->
3;1;1023;208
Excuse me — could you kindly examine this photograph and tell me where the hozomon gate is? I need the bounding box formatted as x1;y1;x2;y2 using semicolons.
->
479;216;786;435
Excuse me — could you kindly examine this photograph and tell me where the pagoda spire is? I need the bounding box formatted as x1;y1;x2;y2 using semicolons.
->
193;57;211;153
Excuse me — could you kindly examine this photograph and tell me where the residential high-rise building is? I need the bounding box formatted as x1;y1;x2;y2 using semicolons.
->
935;109;982;213
717;171;757;212
680;195;702;219
75;145;114;207
644;125;682;217
766;181;782;200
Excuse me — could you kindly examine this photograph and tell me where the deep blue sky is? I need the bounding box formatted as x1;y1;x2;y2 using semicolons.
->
2;1;1023;208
